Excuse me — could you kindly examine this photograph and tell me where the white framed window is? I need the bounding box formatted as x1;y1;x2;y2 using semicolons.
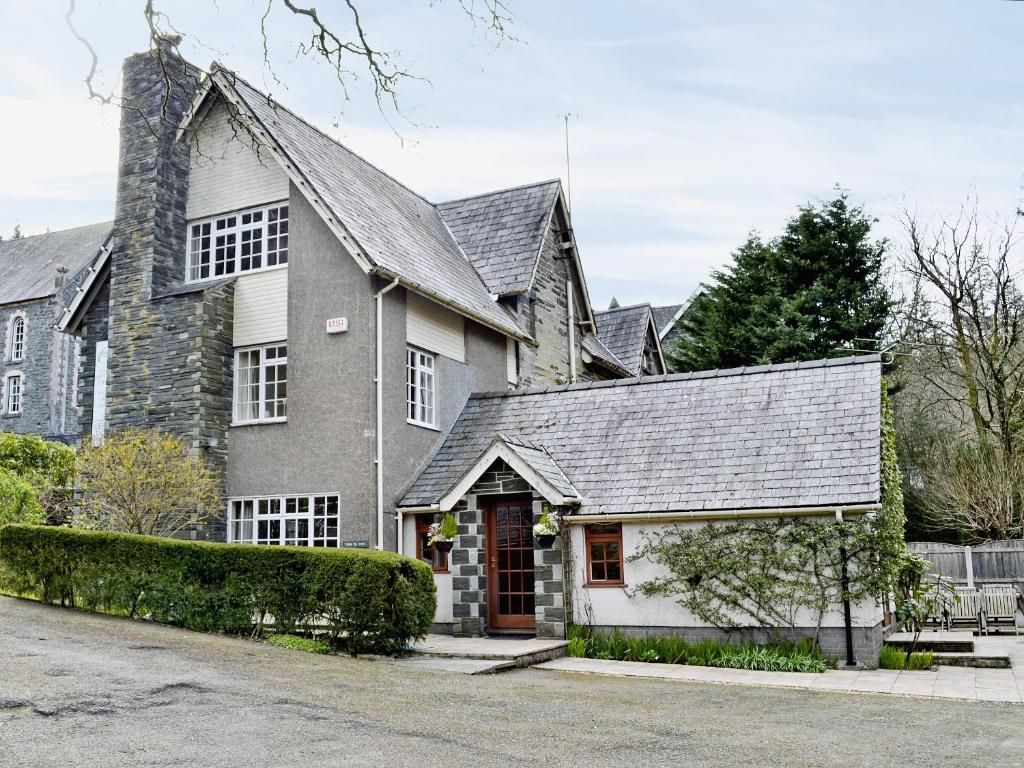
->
406;347;436;428
233;343;287;424
228;494;341;547
3;373;23;415
9;315;26;362
188;202;289;282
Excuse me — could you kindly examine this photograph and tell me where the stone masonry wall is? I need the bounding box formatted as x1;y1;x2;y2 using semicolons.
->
451;460;567;638
1;300;60;437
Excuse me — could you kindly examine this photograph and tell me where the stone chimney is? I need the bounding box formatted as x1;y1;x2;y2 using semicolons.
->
110;41;201;298
104;44;204;436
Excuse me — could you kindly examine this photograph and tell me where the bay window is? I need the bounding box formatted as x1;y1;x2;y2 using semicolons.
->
234;343;287;424
407;347;436;428
188;202;289;282
228;494;341;547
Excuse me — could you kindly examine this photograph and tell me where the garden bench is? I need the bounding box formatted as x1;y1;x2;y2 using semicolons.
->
980;585;1020;636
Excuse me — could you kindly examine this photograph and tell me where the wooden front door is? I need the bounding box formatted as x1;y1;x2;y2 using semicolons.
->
486;496;536;632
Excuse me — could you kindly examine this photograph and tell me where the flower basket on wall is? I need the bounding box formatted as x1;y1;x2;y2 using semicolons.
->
428;513;459;556
533;508;560;548
434;540;454;555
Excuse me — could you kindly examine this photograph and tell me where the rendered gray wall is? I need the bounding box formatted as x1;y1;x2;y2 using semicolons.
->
228;185;511;549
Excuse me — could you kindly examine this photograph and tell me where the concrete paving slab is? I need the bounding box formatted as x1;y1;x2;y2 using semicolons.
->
393;657;516;675
410;634;567;667
536;656;1022;703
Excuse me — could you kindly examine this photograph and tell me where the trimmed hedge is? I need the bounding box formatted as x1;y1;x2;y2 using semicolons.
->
0;525;436;655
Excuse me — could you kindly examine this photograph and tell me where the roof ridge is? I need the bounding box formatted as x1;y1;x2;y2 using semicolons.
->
213;64;435;208
474;354;882;400
0;220;112;245
594;302;652;315
438;178;562;206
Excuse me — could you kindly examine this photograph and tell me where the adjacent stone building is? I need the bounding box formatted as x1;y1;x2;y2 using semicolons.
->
0;223;110;441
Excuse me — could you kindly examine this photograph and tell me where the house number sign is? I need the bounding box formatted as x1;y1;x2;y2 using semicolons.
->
326;317;349;334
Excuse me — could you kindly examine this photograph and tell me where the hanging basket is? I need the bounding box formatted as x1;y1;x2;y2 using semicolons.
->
536;533;557;548
433;540;454;555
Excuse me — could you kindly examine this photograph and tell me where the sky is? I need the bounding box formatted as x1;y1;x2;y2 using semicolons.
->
0;0;1021;308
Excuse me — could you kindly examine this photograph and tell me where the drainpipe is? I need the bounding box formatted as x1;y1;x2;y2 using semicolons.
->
375;277;400;550
836;509;856;667
566;279;577;383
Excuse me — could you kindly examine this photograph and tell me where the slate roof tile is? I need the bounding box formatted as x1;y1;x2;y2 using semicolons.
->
400;355;882;516
222;70;528;340
593;303;655;375
0;222;111;306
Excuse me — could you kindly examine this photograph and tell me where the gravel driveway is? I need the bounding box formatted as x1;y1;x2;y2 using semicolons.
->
2;596;1022;767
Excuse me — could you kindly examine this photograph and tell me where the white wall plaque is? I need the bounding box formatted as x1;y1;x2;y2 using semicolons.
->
326;317;349;334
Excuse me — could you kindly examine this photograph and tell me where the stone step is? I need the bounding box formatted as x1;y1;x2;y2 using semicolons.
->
887;637;974;653
931;652;1011;669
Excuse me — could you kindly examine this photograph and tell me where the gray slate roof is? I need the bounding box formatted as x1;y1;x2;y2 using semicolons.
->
593;303;655;375
652;304;684;337
400;355;882;515
581;334;631;377
221;69;527;340
437;181;561;295
499;434;580;500
0;222;111;306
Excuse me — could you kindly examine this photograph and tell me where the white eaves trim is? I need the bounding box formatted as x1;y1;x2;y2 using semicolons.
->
646;308;668;374
56;238;113;334
563;503;882;525
437;437;582;512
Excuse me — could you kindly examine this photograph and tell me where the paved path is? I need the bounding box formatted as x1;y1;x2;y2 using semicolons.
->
538;651;1024;703
3;597;1023;767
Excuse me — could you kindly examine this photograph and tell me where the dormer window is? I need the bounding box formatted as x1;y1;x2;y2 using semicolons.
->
9;315;25;362
188;202;289;282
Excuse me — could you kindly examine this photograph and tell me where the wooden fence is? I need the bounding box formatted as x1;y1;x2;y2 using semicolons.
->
907;540;1024;587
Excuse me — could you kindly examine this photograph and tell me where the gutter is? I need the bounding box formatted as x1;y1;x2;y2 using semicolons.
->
375;277;400;550
562;503;881;525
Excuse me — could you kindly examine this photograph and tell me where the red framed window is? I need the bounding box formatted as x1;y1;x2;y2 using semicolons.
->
416;515;449;573
585;523;624;586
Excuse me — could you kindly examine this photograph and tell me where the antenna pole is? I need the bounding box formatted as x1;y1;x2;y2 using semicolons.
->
563;113;572;215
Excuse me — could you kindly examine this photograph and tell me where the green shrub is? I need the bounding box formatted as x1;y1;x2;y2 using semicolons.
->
0;432;75;525
0;524;436;655
0;469;44;526
880;644;933;670
267;634;332;654
566;625;828;673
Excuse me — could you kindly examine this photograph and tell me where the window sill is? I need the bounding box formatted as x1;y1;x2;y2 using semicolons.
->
407;418;440;432
231;418;287;428
585;582;627;589
185;261;289;286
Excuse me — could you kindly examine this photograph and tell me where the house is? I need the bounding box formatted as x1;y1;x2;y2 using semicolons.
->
398;354;886;663
46;45;888;662
57;44;622;548
592;302;666;376
652;289;701;365
0;223;110;441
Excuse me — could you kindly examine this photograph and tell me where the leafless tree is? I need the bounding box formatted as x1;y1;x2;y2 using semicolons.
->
894;199;1024;539
64;0;517;135
897;200;1024;460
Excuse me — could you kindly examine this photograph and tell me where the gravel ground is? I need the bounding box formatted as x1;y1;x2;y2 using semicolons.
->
2;596;1022;768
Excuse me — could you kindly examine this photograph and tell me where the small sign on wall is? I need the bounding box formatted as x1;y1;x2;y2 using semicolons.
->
342;540;369;548
326;317;348;334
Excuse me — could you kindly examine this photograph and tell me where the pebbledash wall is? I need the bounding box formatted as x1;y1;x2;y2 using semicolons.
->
567;520;886;665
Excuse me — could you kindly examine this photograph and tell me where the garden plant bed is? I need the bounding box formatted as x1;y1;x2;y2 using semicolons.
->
567;626;832;673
